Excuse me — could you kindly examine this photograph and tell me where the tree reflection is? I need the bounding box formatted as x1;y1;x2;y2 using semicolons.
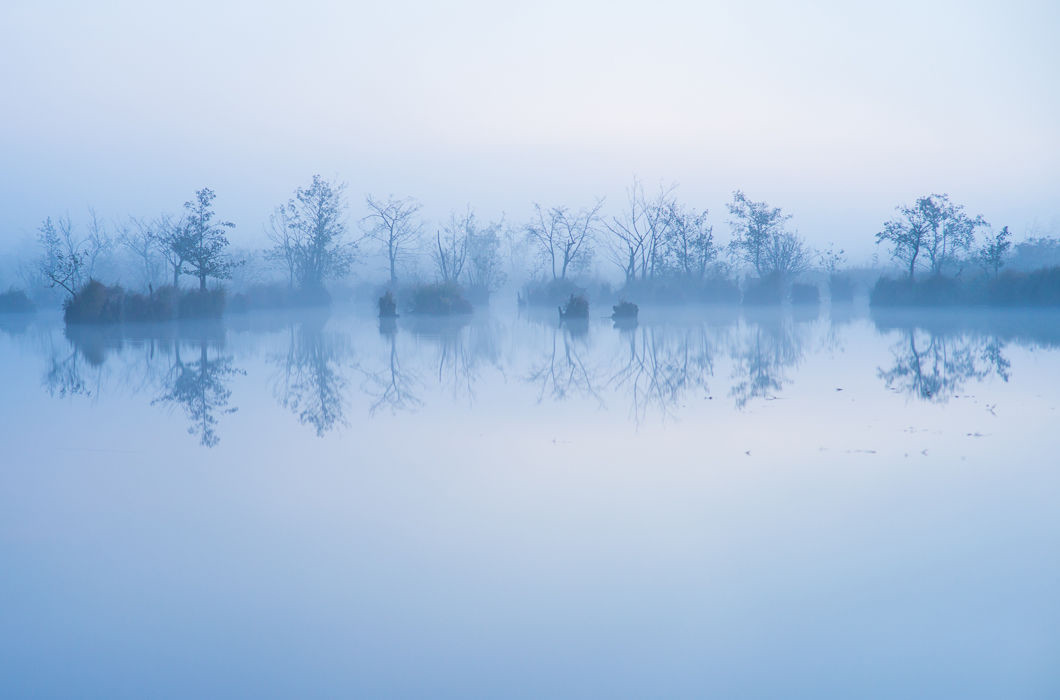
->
729;314;805;409
154;339;243;447
361;319;420;415
878;328;1008;402
271;315;352;436
609;324;716;422
527;323;602;405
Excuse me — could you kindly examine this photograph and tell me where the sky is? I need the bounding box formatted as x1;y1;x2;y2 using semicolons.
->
1;0;1058;262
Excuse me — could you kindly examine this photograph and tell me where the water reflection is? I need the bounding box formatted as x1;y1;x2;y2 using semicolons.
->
527;322;603;406
153;338;243;448
271;313;352;436
729;312;807;409
18;306;1060;446
361;318;421;415
610;323;717;421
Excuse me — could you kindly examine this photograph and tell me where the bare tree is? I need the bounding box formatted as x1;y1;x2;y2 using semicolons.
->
363;195;422;285
156;213;189;288
117;218;163;290
83;207;112;280
604;179;675;282
465;215;507;293
433;209;471;284
264;206;297;289
761;231;812;278
525;199;602;280
37;216;84;295
977;225;1012;279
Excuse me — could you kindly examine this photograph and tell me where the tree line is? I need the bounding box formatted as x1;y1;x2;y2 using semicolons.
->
25;176;1034;308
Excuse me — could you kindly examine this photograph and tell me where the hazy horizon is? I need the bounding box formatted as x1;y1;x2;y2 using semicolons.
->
2;0;1058;261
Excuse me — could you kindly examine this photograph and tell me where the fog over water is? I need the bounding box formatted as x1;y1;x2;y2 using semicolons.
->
2;303;1059;697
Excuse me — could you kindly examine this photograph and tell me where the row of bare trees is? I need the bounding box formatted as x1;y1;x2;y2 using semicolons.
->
34;177;828;301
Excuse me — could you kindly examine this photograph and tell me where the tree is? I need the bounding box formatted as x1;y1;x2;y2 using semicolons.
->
363;195;422;285
433;210;471;284
525;200;602;280
761;231;812;277
604;179;674;282
83;207;113;280
727;190;792;276
265;206;297;289
660;202;716;278
117;218;164;290
178;188;236;291
977;225;1012;278
37;216;84;295
877;194;987;279
273;175;354;295
155;214;190;288
465;216;507;293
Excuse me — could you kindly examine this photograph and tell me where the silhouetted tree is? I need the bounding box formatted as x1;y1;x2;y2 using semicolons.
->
877;194;987;278
433;210;471;284
363;195;422;285
526;200;602;280
177;188;236;291
727;190;792;276
271;175;355;297
37;216;84;295
117;217;164;290
977;225;1012;279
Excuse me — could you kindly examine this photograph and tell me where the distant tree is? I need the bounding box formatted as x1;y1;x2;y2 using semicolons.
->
818;244;846;274
604;179;674;282
525;200;602;280
37;216;84;295
83;208;113;280
264;206;297;289
877;194;987;279
660;202;716;278
433;209;471;284
727;190;792;276
465;216;507;293
273;175;354;295
117;218;164;290
178;188;236;291
363;195;422;285
155;214;190;288
977;225;1012;278
761;231;812;277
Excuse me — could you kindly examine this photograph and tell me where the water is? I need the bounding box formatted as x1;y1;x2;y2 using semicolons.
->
2;303;1059;698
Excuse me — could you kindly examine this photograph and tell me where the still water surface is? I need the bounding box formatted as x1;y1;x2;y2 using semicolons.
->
1;304;1059;698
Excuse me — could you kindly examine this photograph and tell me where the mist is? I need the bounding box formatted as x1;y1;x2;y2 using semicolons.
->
4;2;1060;698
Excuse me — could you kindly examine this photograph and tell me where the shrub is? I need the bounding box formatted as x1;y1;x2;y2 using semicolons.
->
829;274;855;302
409;282;473;315
178;288;226;319
742;274;784;306
611;300;638;319
790;282;820;305
617;275;740;304
64;279;124;324
870;269;1060;307
559;293;589;319
378;290;398;318
0;288;35;314
64;280;225;323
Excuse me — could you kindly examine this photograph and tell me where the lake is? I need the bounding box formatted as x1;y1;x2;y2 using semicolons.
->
1;303;1059;698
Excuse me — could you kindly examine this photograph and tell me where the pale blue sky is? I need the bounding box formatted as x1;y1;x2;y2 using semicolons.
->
1;0;1057;259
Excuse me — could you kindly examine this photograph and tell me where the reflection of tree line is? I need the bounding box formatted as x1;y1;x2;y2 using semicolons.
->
37;308;1056;445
